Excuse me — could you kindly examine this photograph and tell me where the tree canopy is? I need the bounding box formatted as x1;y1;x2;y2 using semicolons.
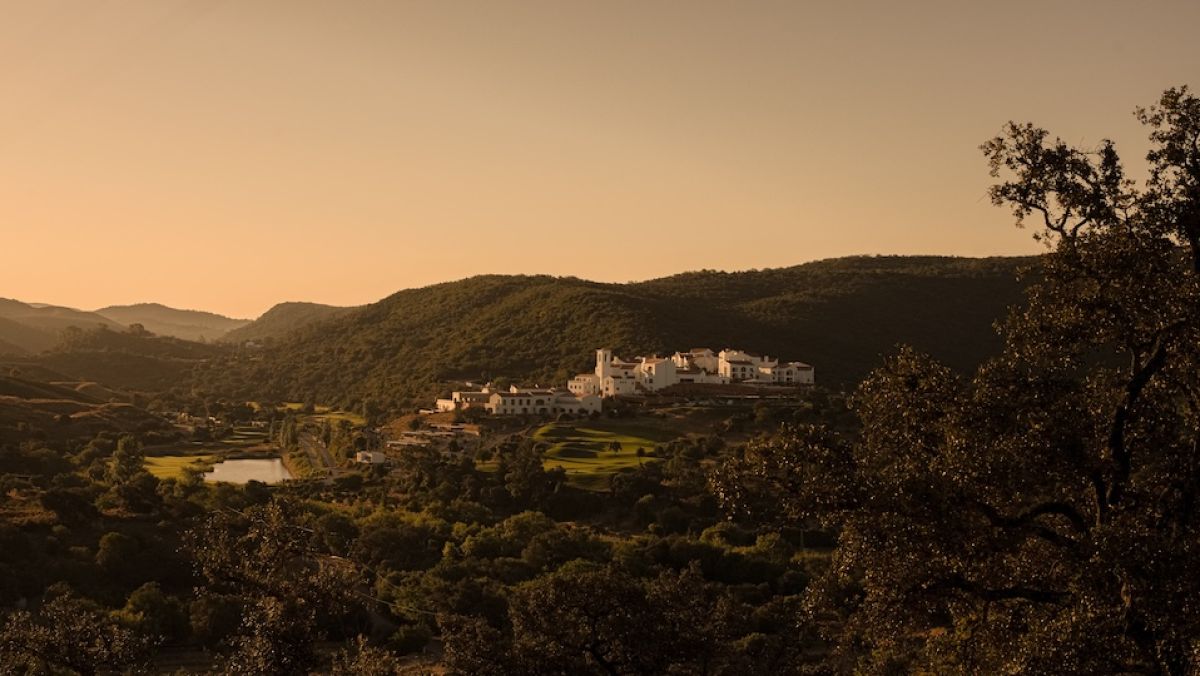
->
715;86;1200;674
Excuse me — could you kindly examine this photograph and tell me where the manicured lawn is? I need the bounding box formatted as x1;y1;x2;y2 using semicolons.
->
533;420;678;490
279;402;366;426
306;410;366;426
224;426;269;446
145;454;218;479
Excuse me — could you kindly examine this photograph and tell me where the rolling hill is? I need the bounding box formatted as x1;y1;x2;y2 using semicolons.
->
0;373;170;446
220;301;352;344
5;325;233;393
196;255;1036;411
95;303;249;342
0;316;47;355
0;299;123;355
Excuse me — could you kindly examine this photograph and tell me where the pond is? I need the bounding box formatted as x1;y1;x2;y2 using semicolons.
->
203;458;292;484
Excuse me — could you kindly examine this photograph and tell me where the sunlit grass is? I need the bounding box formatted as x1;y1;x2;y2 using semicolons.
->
145;454;217;480
533;420;674;490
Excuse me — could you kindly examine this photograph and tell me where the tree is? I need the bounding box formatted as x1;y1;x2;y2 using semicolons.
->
330;636;404;675
714;86;1200;674
0;591;154;674
445;563;747;675
105;436;145;486
40;488;99;526
101;436;160;513
95;531;139;574
117;582;189;642
500;442;564;509
186;500;362;675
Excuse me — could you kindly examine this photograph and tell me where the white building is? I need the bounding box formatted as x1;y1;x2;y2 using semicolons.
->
436;385;601;416
354;451;387;464
569;347;813;398
485;387;602;416
436;347;812;413
712;349;814;386
569;348;728;397
435;389;493;413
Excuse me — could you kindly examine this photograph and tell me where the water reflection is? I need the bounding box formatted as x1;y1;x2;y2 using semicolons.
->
203;458;292;484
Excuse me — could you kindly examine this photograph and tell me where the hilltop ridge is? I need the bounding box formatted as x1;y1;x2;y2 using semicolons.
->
194;255;1035;410
95;302;250;342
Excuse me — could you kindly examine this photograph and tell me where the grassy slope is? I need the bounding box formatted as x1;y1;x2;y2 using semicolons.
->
0;392;169;447
535;420;681;490
145;454;218;479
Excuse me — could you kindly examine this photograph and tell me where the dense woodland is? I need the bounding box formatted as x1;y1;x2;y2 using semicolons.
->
0;86;1197;674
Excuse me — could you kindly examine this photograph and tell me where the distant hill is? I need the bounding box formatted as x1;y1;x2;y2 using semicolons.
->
197;255;1036;411
0;298;123;354
0;373;169;446
27;325;230;393
220;302;352;344
0;316;48;355
0;338;27;356
96;303;249;342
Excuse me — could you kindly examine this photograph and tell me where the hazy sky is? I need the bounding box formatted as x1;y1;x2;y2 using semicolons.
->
2;1;1197;318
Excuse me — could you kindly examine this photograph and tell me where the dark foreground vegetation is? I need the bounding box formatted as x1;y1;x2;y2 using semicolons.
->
0;85;1197;674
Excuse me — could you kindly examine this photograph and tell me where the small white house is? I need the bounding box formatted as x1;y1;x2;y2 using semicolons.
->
354;451;387;465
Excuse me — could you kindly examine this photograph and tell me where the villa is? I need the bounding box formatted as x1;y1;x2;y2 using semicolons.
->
435;347;813;415
436;385;602;416
568;347;813;397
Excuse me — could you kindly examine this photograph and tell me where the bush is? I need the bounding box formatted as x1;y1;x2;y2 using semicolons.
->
655;506;689;535
389;622;433;655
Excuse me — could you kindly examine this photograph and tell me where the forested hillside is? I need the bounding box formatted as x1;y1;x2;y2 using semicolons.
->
197;255;1034;410
219;301;351;344
30;325;229;393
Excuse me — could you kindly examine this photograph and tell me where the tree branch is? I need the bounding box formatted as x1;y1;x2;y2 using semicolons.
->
932;574;1068;605
1106;327;1176;507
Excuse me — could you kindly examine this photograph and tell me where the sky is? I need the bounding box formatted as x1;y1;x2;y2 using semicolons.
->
1;1;1198;318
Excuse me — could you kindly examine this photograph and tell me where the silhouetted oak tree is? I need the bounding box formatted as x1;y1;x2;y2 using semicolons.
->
714;86;1200;674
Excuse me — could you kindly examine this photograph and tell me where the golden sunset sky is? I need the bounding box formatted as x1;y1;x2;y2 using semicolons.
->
2;0;1198;317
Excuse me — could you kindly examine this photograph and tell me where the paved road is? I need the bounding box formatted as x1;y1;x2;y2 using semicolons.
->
299;431;346;481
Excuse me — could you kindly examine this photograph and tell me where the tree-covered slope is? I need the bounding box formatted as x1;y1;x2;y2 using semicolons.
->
199;255;1034;411
220;301;352;344
33;325;230;393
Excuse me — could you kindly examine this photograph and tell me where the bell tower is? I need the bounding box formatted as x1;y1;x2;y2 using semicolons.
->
596;348;613;379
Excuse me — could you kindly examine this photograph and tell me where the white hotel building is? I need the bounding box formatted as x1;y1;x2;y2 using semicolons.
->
568;347;813;398
436;347;812;416
436;386;602;416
